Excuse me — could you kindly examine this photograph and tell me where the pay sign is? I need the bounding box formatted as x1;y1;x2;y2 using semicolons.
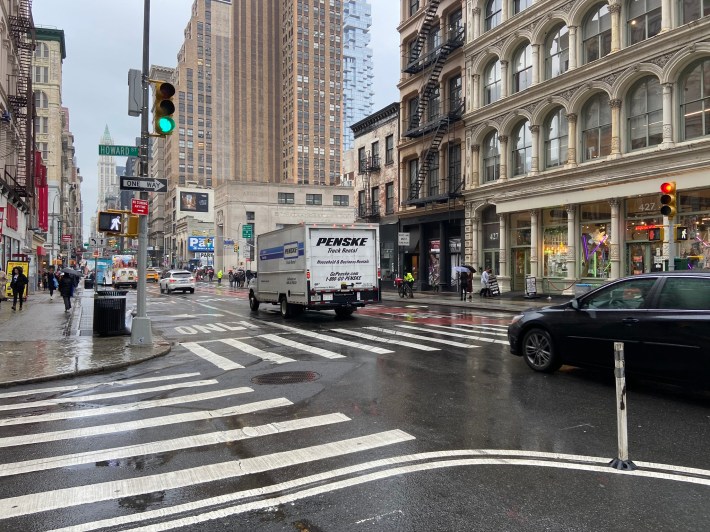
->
131;198;149;216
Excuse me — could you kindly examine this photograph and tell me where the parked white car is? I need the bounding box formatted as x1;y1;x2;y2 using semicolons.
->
159;270;196;294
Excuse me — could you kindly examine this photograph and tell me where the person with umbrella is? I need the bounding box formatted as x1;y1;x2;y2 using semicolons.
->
58;271;75;313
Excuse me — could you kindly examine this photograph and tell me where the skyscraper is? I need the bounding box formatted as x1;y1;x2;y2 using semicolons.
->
342;0;373;152
97;125;118;210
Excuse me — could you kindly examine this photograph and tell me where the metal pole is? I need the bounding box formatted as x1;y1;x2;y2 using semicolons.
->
609;342;636;470
131;0;153;346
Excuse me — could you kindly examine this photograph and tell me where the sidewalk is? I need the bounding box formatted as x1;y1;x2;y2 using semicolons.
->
0;286;171;387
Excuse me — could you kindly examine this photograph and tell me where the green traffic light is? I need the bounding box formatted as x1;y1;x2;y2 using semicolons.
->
157;116;175;134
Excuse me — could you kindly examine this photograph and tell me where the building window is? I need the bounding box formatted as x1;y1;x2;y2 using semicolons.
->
485;0;502;31
278;192;295;204
428;85;440;121
371;186;379;215
333;194;349;206
34;116;49;134
681;59;710;140
545;25;569;80
38;142;49;161
358;190;367;217
408;96;419;130
545;108;568;168
583;4;612;64
385;135;394;164
34;66;49;84
428;152;439;196
408;158;420;199
512;44;533;93
306;193;322;205
484;60;501;105
409;0;419;16
582;93;612;160
449;74;462;112
680;0;710;23
386;182;394;213
448;143;462;193
33;90;48;109
513;0;532;15
358;147;366;173
627;0;661;45
34;43;49;59
371;141;379;166
483;131;500;183
628;76;663;150
512;120;532;176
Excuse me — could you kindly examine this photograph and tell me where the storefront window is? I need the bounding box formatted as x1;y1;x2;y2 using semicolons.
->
428;240;441;287
677;188;710;269
542;208;568;277
625;195;663;274
482;206;500;274
580;201;611;278
509;212;531;245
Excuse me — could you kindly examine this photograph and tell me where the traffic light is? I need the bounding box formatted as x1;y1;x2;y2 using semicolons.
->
660;181;677;218
152;81;176;136
648;227;663;241
126;215;139;237
233;243;239;252
98;212;123;234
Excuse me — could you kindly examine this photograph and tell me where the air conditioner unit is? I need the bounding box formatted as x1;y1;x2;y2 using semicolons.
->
1;111;10;123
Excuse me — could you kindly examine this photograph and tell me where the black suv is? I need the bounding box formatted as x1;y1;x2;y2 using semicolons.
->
508;271;710;386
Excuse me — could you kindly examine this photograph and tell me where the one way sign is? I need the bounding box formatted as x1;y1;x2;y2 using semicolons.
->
120;176;168;192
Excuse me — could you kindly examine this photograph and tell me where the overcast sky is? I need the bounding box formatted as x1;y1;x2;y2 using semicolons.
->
31;1;399;240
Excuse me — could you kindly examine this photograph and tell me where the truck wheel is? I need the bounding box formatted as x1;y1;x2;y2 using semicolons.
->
249;292;260;311
280;297;290;318
334;307;355;318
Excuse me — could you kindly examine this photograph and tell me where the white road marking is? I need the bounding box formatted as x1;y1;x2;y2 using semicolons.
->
453;324;509;336
332;328;440;351
0;380;219;412
0;388;253;426
55;449;710;532
396;324;509;345
0;413;350;478
220;338;295;365
364;327;477;349
181;343;244;370
193;302;242;316
1;430;414;519
259;334;346;359
0;373;201;400
269;322;393;354
0;398;292;448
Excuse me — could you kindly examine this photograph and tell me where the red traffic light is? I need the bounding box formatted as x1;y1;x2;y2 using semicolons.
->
660;182;674;194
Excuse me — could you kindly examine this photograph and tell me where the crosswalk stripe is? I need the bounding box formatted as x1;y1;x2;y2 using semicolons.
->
396;324;509;345
0;380;219;412
332;329;440;351
455;324;509;336
0;387;254;427
259;334;346;359
193;301;242;316
363;327;478;349
269;322;393;354
0;372;201;400
219;338;295;364
181;342;245;370
0;413;350;478
0;398;292;449
0;430;414;519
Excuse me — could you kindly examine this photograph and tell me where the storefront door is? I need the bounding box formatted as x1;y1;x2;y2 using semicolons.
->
627;242;663;275
511;248;530;291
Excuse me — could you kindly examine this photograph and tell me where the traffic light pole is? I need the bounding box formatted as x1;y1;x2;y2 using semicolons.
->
131;0;153;347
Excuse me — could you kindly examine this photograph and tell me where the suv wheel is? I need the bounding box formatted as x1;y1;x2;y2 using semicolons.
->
522;328;561;373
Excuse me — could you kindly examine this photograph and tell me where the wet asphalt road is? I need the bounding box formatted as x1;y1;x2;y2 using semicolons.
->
0;284;709;531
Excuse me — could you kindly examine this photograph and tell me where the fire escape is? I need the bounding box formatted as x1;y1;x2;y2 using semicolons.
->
8;0;35;198
403;0;464;205
357;151;381;221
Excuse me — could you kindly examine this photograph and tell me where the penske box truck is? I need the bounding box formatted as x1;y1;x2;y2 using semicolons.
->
249;223;381;318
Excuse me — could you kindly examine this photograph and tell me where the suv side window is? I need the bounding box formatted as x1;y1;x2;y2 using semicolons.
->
581;278;657;310
657;277;710;310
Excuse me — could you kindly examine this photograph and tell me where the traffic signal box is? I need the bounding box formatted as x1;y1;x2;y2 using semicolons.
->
152;81;176;136
660;181;677;218
97;211;140;237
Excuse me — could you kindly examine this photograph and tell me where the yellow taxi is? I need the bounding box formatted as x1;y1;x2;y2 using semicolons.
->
146;268;161;283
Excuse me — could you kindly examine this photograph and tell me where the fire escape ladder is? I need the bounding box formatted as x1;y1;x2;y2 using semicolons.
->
409;116;449;201
8;0;35;197
404;0;442;74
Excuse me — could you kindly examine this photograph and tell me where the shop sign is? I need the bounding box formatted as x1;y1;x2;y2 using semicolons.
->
449;238;461;253
398;232;410;246
429;240;440;253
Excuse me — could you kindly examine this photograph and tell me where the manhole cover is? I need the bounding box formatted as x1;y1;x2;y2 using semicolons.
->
251;371;321;385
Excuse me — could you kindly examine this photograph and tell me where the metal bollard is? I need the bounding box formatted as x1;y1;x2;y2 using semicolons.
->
609;342;637;471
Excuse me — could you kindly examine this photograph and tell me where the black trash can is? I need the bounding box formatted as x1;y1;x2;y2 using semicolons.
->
84;278;94;290
93;290;128;336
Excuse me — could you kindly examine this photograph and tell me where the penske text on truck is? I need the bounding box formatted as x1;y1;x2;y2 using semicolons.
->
249;223;381;318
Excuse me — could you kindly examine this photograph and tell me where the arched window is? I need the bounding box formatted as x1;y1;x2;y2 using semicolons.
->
513;0;532;15
582;93;612;160
485;0;502;31
545;25;569;79
33;43;48;59
545;108;568;168
680;59;710;140
483;131;500;182
680;0;710;24
583;4;611;64
628;76;662;149
512;43;533;93
33;90;48;109
627;0;661;45
483;59;501;105
512;121;532;175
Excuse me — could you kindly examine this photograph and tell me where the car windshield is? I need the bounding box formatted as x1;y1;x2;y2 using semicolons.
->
172;272;192;279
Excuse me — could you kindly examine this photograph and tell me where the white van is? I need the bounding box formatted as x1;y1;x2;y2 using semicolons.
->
113;268;138;289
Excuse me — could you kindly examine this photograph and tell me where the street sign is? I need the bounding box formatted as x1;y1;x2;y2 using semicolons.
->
242;225;253;238
120;176;168;192
398;232;410;246
61;234;72;242
90;237;105;247
131;198;150;215
224;239;234;245
99;144;139;157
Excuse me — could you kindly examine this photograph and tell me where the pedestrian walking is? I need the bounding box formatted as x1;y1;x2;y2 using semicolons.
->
217;269;223;285
480;267;493;298
466;272;473;301
0;267;6;303
58;272;74;313
459;269;469;301
228;270;234;288
9;266;28;311
208;268;214;282
47;267;58;301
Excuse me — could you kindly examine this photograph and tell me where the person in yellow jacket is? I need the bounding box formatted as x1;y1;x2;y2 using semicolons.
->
403;271;414;288
217;269;223;285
